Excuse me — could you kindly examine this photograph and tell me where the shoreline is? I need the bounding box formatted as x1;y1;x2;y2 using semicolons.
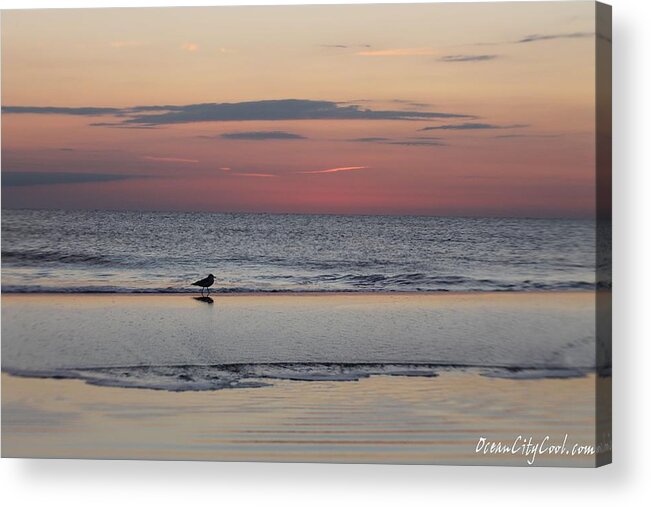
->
1;289;597;297
2;291;600;390
2;366;605;395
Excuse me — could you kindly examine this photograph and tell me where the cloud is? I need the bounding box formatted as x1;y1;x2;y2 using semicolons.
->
2;171;140;187
181;42;199;52
299;166;367;175
348;137;391;143
439;54;499;62
118;100;472;126
220;131;307;140
88;122;161;129
516;32;593;44
2;106;121;115
357;48;438;56
420;122;528;131
347;136;446;147
493;134;560;139
388;99;432;108
470;31;594;47
141;155;199;163
339;99;431;109
4;99;474;126
383;140;446;147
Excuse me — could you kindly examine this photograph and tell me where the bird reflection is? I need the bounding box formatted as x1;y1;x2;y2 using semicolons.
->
193;296;214;304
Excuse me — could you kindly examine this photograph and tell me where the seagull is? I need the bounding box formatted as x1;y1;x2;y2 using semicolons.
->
192;274;215;295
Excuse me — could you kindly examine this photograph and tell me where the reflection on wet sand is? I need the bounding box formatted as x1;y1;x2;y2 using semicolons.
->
1;372;609;466
193;296;214;305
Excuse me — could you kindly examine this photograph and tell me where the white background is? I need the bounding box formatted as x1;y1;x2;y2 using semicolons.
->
0;0;649;505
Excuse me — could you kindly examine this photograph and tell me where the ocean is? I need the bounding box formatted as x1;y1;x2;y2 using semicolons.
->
1;209;596;294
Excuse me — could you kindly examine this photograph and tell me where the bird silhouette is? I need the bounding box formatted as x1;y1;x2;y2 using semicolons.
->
192;274;215;295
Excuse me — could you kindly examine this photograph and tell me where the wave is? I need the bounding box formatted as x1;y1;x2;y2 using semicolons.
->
2;249;127;267
3;362;605;392
1;271;596;294
1;283;595;294
2;210;599;295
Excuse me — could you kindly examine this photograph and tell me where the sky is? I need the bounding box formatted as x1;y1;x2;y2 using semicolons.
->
1;2;600;217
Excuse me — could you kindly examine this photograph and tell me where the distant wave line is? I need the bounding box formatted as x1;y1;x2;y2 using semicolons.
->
1;283;598;294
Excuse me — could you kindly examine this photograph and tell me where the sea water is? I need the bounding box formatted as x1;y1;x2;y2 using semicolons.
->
1;210;602;391
2;209;596;293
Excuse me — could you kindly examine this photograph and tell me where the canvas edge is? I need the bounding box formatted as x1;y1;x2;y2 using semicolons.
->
595;0;612;468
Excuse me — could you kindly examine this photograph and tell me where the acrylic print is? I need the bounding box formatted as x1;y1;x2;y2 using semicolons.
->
1;2;611;466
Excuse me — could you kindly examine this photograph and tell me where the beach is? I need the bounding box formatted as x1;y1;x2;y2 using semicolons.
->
1;292;609;465
2;371;609;466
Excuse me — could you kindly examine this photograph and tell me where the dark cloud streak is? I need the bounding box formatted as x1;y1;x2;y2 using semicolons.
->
494;134;561;139
88;122;162;129
2;171;141;187
4;99;474;126
383;140;446;146
420;122;528;131
2;106;121;115
120;100;472;126
220;131;307;140
439;54;498;62
516;32;593;43
347;136;446;147
348;137;392;143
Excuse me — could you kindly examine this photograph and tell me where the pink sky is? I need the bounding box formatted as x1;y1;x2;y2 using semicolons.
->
1;3;600;217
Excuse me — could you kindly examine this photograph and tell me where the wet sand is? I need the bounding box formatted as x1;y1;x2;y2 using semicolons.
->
1;372;609;466
1;292;597;373
1;292;608;465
